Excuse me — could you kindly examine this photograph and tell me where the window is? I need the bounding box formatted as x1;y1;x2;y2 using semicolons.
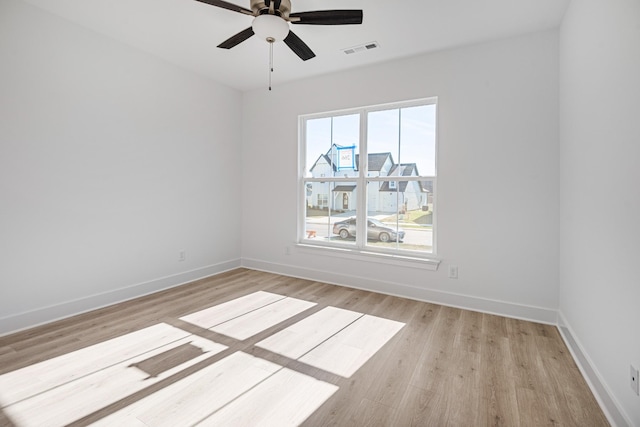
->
299;98;437;259
317;194;328;209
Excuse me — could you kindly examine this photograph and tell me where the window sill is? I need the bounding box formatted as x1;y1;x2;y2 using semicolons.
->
295;243;441;271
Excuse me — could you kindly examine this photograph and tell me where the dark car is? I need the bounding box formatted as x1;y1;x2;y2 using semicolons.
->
332;217;405;242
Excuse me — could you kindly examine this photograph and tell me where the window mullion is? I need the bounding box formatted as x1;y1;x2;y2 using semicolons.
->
356;110;368;250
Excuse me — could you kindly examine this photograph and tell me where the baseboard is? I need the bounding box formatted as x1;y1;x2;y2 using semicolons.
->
557;311;631;427
0;258;241;337
240;258;558;325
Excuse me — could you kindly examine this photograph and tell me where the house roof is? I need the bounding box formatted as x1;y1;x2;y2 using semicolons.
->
309;154;337;173
311;148;393;173
379;163;421;192
389;163;418;177
333;185;357;192
354;152;394;171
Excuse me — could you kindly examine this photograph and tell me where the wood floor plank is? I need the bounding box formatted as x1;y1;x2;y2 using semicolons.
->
298;313;404;378
3;332;225;426
477;334;521;426
352;300;435;407
179;291;286;330
256;306;363;359
210;296;316;341
0;323;195;405
0;269;609;427
92;351;281;427
349;398;398;426
198;366;338;426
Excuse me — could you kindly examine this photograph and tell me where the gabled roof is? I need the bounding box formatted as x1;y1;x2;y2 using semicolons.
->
354;152;394;172
309;153;337;173
388;163;419;177
332;185;357;192
379;163;421;192
311;147;394;173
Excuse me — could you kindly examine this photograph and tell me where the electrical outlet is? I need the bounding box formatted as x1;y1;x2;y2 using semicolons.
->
448;265;458;279
178;250;186;262
285;246;291;255
631;365;639;396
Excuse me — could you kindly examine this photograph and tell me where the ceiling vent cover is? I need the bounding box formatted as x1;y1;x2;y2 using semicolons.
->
342;41;379;55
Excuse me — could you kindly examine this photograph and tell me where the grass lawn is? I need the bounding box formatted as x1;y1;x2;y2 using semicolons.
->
306;208;347;217
382;209;432;227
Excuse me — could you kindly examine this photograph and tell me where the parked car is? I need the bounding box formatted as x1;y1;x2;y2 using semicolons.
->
332;217;405;242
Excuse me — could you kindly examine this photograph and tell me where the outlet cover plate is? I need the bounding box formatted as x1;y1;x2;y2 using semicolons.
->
448;265;458;279
631;365;639;396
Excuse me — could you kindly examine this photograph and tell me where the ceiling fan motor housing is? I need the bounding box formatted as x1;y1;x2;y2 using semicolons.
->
251;0;291;17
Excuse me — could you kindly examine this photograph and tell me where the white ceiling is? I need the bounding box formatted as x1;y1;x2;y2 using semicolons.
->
21;0;570;91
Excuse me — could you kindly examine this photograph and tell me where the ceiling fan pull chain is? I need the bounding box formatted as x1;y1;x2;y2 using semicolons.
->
269;39;274;91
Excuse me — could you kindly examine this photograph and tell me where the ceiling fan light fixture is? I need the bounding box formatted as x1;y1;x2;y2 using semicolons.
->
252;14;289;42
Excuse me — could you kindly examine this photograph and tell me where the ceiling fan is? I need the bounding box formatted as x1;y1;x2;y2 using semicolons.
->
194;0;363;61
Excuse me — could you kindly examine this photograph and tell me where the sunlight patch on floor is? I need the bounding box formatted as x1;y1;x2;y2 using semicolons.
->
181;292;317;340
179;291;286;329
258;307;405;377
299;314;405;377
257;306;363;359
0;323;225;427
0;292;403;426
198;362;338;426
92;351;337;427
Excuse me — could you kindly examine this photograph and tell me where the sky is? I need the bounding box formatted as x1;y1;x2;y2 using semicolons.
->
305;104;436;177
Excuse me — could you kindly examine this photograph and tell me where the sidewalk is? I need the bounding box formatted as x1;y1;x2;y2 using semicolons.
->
306;210;395;223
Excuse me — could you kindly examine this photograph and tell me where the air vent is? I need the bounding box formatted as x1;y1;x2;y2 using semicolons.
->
342;41;380;55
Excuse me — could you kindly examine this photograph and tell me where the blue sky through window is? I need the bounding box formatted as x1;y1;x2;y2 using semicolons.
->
305;105;436;177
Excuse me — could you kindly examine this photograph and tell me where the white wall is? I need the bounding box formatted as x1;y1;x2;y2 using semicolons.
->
242;30;560;322
1;0;634;421
559;0;640;425
0;0;243;334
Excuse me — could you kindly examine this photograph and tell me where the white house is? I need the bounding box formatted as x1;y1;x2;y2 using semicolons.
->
378;163;426;212
308;146;428;214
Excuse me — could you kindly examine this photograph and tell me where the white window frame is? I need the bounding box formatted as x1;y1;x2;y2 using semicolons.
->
298;98;440;269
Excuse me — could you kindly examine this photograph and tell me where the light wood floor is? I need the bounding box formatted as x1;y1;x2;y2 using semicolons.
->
0;268;609;426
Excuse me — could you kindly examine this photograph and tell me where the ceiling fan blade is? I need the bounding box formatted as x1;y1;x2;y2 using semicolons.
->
193;0;253;16
217;27;255;49
283;30;316;61
289;10;363;25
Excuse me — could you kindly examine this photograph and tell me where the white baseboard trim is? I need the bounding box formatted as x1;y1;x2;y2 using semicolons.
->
0;258;241;337
557;311;631;427
240;258;558;325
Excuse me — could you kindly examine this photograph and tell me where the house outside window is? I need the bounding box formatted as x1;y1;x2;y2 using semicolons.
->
317;194;328;209
299;98;437;258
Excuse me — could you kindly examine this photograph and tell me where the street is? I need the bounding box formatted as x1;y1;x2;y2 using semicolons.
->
304;220;433;250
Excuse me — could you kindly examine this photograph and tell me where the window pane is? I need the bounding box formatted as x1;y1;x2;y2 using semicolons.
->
305;115;359;178
365;180;433;253
304;182;357;246
367;109;399;176
400;105;436;176
367;105;436;177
